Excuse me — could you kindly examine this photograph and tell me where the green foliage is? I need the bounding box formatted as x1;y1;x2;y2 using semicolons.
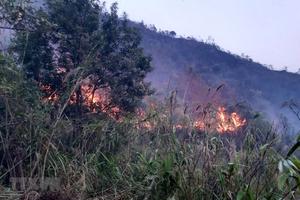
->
278;134;300;199
236;188;254;200
12;0;152;116
0;53;46;182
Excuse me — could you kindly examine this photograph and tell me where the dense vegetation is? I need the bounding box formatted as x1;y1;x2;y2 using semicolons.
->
0;0;300;200
135;23;300;130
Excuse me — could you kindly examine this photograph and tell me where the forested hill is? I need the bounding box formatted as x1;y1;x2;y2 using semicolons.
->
1;12;300;129
132;22;300;129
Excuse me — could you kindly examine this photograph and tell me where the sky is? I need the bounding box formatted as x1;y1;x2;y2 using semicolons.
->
105;0;300;72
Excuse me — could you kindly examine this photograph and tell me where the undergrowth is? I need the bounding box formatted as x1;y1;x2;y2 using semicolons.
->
0;54;300;200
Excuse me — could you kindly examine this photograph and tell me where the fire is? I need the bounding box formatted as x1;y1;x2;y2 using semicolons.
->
40;77;121;118
216;107;246;133
193;120;205;130
192;106;246;133
69;81;121;118
78;81;112;111
40;84;59;103
134;105;246;134
134;108;155;130
40;67;246;132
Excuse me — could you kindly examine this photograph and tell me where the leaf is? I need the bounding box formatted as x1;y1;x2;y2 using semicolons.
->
259;143;269;152
246;189;255;200
237;190;246;200
278;160;284;172
278;173;289;190
290;157;300;169
237;188;254;200
287;141;300;158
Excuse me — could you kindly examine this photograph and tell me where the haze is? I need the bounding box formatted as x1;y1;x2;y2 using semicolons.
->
105;0;300;72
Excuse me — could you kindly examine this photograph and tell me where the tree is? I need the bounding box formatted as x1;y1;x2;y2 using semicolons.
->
12;0;152;118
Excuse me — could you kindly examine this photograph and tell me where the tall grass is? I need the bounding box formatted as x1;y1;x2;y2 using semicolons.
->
0;54;299;199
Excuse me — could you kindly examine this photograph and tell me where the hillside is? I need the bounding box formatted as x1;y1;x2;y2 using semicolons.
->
2;1;300;199
1;19;300;129
134;23;300;130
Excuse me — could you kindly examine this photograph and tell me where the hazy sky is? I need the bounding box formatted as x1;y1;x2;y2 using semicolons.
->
105;0;300;72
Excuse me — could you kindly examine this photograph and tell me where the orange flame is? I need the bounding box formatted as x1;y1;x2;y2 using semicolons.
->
40;68;246;132
135;106;246;134
193;120;205;130
40;84;59;103
40;78;121;118
215;107;246;133
192;107;246;133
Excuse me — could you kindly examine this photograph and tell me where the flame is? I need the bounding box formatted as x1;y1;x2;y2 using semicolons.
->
134;105;246;134
189;107;246;133
40;78;121;118
40;68;246;132
216;107;246;133
193;120;205;130
135;108;155;130
79;82;111;110
40;84;59;103
72;81;121;118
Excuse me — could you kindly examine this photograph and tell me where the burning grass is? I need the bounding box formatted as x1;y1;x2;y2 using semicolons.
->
216;106;246;133
136;101;247;135
40;78;247;135
1;63;298;200
38;66;248;135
